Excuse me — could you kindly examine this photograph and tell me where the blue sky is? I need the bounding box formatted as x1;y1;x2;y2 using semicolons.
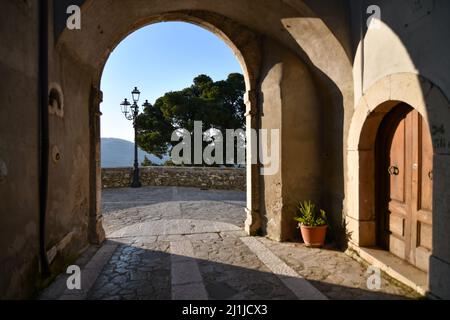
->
100;22;243;142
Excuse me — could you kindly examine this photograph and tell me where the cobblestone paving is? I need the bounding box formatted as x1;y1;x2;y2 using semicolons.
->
101;186;245;214
102;186;246;235
88;240;171;300
41;187;421;300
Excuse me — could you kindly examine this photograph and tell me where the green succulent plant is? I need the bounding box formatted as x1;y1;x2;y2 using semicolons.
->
294;200;328;227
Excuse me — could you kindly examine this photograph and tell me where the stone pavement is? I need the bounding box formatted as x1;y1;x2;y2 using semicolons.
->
40;186;421;300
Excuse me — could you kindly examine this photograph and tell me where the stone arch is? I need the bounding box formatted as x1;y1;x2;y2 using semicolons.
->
91;17;264;237
91;13;260;92
55;8;265;241
346;72;450;277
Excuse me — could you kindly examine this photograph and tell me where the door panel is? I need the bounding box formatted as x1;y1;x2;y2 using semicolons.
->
389;214;405;237
389;118;406;203
387;111;412;259
379;105;433;272
389;236;406;260
410;112;433;271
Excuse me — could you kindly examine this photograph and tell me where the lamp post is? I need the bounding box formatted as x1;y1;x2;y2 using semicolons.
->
120;87;151;188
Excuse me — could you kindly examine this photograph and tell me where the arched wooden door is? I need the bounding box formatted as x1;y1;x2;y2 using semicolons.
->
377;103;433;272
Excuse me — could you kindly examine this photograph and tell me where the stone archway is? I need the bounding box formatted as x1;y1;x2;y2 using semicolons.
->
346;72;450;294
53;0;354;245
65;13;264;244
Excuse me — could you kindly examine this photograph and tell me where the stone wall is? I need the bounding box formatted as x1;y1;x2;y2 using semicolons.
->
102;167;246;191
0;0;41;299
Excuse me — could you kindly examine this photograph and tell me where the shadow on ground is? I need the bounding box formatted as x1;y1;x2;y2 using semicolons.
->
41;239;418;300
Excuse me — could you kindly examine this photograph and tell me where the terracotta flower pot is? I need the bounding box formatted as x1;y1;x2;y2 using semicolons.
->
299;224;327;248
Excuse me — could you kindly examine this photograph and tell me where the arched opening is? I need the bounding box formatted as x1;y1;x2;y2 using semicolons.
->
347;98;435;294
98;21;250;240
50;20;273;301
80;14;264;246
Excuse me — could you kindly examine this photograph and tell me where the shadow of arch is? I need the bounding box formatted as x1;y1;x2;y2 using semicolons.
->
351;0;450;104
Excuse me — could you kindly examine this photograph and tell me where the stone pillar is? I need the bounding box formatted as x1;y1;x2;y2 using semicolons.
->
257;39;322;241
88;86;105;244
244;89;262;235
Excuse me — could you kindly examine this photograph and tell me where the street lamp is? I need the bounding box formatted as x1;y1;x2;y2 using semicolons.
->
120;87;149;188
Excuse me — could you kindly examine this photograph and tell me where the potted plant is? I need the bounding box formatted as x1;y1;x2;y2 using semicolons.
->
294;200;328;248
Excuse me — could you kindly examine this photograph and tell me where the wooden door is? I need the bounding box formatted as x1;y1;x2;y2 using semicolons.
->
378;104;433;272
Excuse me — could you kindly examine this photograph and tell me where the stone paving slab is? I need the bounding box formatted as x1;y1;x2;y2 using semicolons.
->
39;242;118;300
240;237;327;300
59;242;118;300
109;219;241;239
170;240;208;300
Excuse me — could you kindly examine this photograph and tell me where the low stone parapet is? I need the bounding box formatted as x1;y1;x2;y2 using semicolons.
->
101;166;246;191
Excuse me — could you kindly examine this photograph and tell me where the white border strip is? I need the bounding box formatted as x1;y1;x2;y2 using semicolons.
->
240;237;328;300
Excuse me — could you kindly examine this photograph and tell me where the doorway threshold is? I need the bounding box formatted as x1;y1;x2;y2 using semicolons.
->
346;243;428;297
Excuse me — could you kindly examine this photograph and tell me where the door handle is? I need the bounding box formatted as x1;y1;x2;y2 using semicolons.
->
388;166;399;176
428;170;433;181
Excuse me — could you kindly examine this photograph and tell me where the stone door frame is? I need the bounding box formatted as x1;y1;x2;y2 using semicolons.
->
346;72;450;296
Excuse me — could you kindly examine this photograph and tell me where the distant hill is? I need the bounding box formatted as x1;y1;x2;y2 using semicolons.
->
101;138;168;168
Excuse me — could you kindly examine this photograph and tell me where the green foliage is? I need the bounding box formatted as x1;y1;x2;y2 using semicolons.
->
294;201;328;227
141;156;154;167
136;99;172;158
163;159;177;167
136;73;246;165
